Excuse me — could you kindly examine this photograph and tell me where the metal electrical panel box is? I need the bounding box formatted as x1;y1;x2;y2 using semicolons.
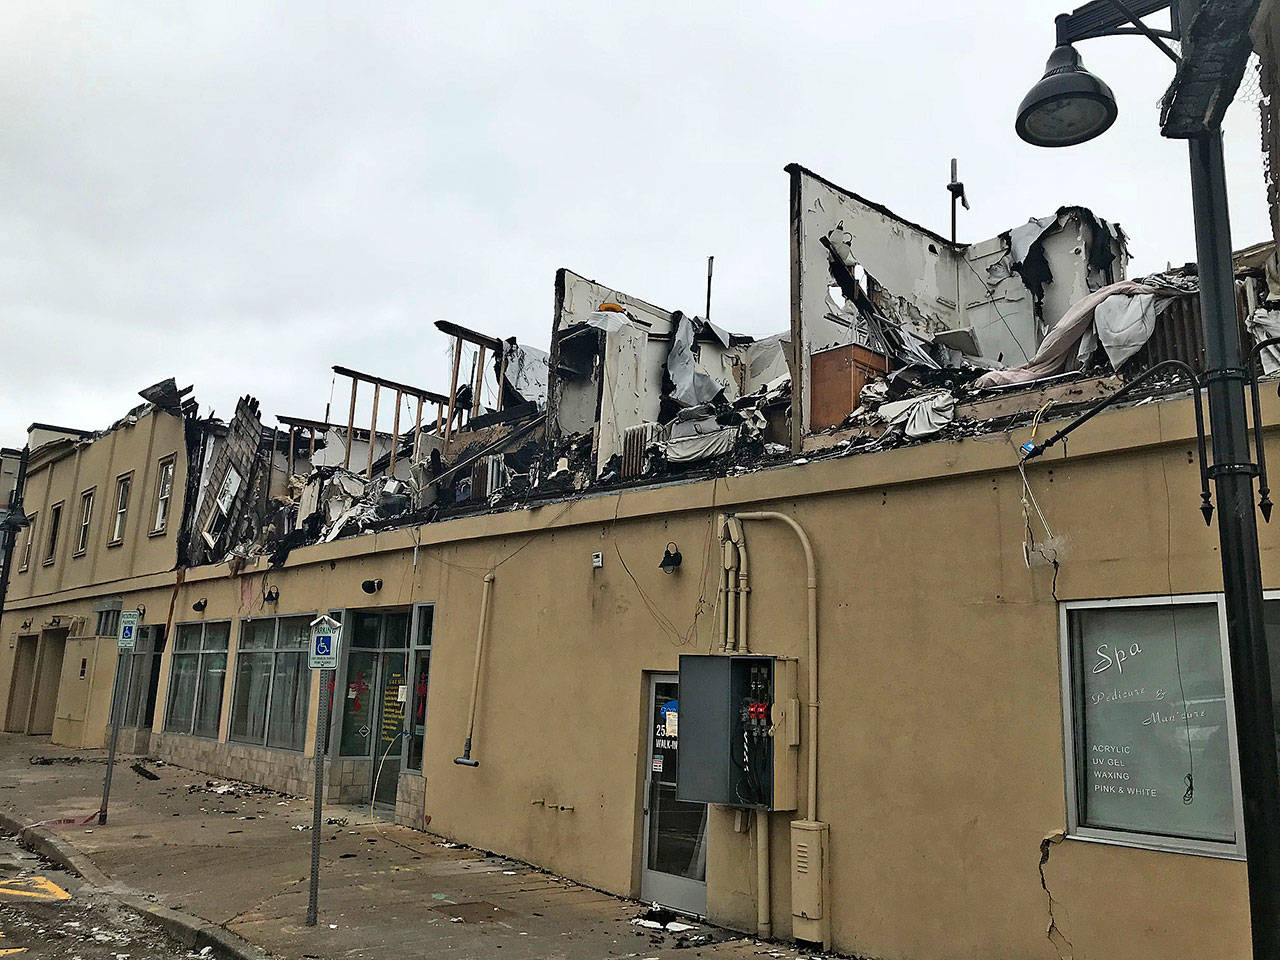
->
676;654;798;810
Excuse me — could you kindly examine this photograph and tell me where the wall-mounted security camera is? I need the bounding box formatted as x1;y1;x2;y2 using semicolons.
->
361;578;383;595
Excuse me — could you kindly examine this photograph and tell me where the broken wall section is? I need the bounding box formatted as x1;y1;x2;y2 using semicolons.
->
546;268;772;479
787;163;1129;444
185;396;263;566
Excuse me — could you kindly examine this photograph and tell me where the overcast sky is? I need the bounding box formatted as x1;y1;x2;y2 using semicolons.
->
0;2;1270;443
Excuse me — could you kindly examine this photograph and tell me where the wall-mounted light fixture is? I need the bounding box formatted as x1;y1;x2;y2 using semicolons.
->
361;578;383;595
135;604;146;618
192;598;208;613
20;619;31;631
659;542;683;574
264;586;279;603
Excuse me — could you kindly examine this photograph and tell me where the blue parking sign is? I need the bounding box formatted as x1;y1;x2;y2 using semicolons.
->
117;610;140;653
309;615;341;669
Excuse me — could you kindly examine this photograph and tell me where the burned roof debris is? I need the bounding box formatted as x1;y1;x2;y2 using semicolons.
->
28;165;1278;576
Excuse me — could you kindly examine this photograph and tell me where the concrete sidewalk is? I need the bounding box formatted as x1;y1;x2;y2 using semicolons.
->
0;735;812;960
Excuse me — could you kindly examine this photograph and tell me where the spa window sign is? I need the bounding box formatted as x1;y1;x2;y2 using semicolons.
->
1064;601;1239;851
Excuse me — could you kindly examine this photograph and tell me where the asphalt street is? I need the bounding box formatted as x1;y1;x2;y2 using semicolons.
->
0;838;204;959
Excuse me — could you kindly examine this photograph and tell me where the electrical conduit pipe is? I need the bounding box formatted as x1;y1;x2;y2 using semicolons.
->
724;515;766;934
455;572;495;766
735;511;822;944
726;516;750;653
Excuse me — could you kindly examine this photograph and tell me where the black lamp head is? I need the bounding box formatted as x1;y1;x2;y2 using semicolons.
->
659;542;683;574
264;586;279;603
1016;44;1118;148
361;578;383;595
192;598;208;613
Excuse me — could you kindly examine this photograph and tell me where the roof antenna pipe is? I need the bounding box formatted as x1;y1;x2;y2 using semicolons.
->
455;572;495;767
705;256;714;321
947;158;969;245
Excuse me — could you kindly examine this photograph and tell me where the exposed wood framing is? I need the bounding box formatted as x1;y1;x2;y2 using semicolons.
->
366;383;381;478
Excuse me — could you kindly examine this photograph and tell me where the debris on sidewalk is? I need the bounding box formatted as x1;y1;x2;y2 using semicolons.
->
129;762;160;781
186;778;283;799
630;904;708;941
30;755;102;766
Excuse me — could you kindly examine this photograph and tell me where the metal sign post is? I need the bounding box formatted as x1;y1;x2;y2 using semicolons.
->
306;614;341;927
100;610;139;825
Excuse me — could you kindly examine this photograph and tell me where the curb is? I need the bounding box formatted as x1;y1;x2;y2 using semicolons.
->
0;810;272;960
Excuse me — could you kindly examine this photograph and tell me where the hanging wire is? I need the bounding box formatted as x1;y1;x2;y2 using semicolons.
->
959;255;1031;364
1159;455;1196;805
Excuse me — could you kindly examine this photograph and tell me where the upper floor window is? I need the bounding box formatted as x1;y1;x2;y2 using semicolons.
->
19;513;35;571
152;456;175;534
75;489;94;556
109;474;131;544
42;502;62;566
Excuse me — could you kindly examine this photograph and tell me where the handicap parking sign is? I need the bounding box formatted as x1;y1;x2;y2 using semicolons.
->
309;615;342;670
117;611;140;653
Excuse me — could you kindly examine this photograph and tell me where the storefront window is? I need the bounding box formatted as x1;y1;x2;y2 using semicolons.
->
117;625;165;729
166;621;230;739
407;605;434;771
1064;599;1241;855
229;616;311;752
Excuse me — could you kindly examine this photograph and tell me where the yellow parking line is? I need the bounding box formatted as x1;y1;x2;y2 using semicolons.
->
0;877;70;901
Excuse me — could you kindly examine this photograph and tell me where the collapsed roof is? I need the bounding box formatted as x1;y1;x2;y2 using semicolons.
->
20;164;1273;573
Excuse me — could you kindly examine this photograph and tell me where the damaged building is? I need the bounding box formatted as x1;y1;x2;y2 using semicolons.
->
8;136;1280;960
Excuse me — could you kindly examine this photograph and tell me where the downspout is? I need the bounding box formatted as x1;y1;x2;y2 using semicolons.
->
454;572;495;767
735;511;818;820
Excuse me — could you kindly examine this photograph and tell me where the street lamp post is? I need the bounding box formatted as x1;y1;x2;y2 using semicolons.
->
1017;3;1280;957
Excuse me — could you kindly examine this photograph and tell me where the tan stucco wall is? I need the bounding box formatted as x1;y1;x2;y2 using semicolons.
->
9;406;185;604
0;391;1270;959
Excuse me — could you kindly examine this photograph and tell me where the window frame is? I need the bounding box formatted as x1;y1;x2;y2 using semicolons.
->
228;613;314;752
19;512;36;571
42;501;63;566
116;625;166;730
108;473;132;546
74;488;95;557
1059;594;1246;860
405;603;435;772
151;455;176;536
164;620;230;739
95;608;121;639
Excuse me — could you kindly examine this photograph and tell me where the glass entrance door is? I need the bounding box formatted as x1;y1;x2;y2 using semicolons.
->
372;651;407;807
337;610;409;808
641;674;708;916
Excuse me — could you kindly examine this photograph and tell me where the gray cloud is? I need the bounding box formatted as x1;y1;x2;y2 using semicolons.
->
0;1;1270;440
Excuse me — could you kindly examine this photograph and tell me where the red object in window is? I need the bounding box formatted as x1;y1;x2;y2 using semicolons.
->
349;672;370;712
415;669;428;722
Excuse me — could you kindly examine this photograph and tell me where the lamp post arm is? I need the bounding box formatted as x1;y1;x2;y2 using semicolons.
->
1247;335;1280;520
1056;0;1182;62
1020;359;1214;522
